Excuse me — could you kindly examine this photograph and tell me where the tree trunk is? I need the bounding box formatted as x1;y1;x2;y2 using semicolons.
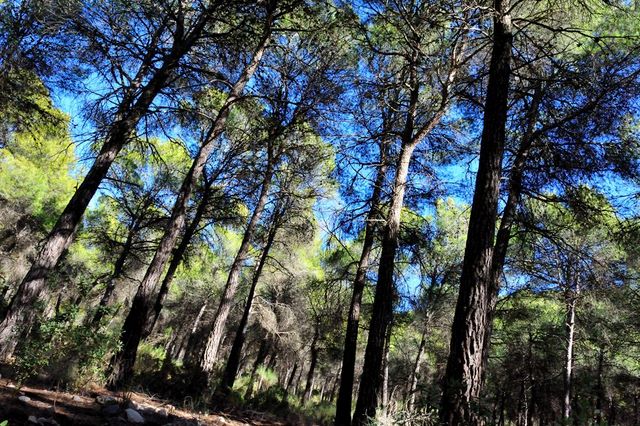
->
199;165;273;373
380;329;391;417
352;141;417;425
439;0;512;423
335;141;388;425
107;28;272;388
481;86;543;385
245;338;270;400
219;221;278;395
407;326;428;413
0;20;202;358
595;346;606;424
303;327;320;404
563;287;578;420
285;362;299;397
143;181;215;337
91;229;135;326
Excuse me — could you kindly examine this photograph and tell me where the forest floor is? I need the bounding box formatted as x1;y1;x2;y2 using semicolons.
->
0;379;291;426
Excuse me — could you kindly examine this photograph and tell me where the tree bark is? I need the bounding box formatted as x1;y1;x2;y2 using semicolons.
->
439;0;512;422
107;25;272;388
335;141;388;425
219;220;278;395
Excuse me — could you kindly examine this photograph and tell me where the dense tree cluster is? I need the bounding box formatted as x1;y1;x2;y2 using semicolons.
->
1;0;640;424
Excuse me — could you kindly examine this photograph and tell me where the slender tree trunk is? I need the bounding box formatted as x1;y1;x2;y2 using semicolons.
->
0;22;202;358
595;347;606;424
352;141;417;425
380;329;391;417
439;0;512;423
199;165;273;373
107;29;272;388
143;182;215;337
245;339;270;400
481;87;542;386
407;326;428;413
219;221;278;395
285;362;298;397
303;327;320;404
91;229;135;326
563;287;578;420
335;141;388;425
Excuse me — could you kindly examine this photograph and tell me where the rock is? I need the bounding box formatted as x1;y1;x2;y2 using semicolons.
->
125;408;145;424
97;395;118;405
28;416;38;424
36;418;60;426
7;383;15;388
155;408;168;418
72;395;83;402
102;404;122;416
18;395;31;403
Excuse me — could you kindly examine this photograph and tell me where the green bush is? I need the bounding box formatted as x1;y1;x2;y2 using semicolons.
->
15;305;119;387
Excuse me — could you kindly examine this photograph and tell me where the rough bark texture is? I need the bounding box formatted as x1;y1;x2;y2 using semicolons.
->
219;222;277;395
198;165;273;373
439;1;512;423
334;143;388;426
108;26;272;388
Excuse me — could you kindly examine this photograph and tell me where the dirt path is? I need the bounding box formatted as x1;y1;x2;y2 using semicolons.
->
0;380;290;425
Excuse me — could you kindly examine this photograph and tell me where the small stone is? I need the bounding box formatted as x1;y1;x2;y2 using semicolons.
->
7;383;16;388
28;415;38;424
37;418;60;426
72;395;83;402
18;395;31;403
125;408;145;424
97;395;118;405
102;404;122;416
155;408;168;417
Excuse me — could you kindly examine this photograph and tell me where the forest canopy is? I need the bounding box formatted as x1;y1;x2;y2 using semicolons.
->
1;0;640;425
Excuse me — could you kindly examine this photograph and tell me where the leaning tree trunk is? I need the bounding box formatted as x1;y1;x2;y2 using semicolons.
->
480;87;542;384
0;16;208;358
352;141;417;426
143;180;216;337
407;326;428;413
91;229;135;326
439;0;512;423
106;28;272;388
219;220;278;395
335;141;388;425
198;164;274;373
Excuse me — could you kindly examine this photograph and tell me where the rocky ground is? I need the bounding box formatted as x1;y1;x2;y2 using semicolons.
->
0;380;290;426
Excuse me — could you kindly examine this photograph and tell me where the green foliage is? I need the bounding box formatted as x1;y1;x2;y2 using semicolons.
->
16;305;119;387
0;92;75;228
